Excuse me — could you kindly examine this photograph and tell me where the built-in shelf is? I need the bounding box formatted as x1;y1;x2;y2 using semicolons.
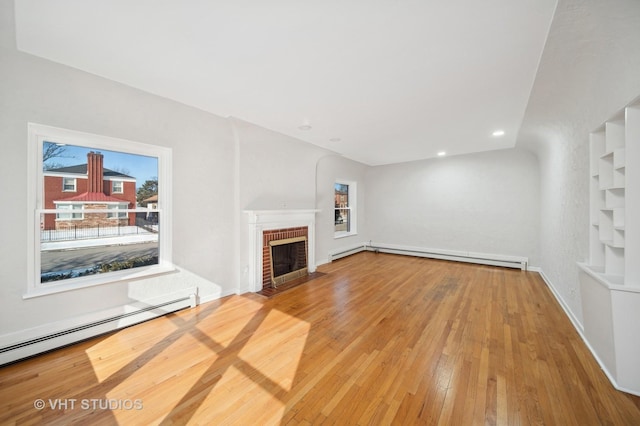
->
579;98;640;394
589;118;629;278
578;262;635;290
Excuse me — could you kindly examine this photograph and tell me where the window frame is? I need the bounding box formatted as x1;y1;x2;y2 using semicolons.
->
62;177;77;192
111;180;124;194
26;123;173;299
107;202;129;219
54;202;84;220
334;179;357;238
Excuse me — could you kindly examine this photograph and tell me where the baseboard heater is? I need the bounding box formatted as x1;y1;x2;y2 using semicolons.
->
328;244;368;261
366;243;528;270
0;294;196;366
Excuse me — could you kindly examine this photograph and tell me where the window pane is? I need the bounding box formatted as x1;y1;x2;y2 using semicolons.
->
62;178;76;191
334;182;352;234
56;204;83;220
107;204;127;219
334;208;350;233
334;183;349;207
40;213;160;283
41;143;159;283
112;181;123;193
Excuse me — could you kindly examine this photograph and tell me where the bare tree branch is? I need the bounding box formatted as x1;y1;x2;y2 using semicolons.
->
43;142;67;163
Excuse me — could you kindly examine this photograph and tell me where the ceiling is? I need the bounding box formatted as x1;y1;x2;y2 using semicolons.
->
13;0;557;166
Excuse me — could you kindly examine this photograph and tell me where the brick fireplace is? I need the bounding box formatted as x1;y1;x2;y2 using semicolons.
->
244;209;318;293
263;227;308;289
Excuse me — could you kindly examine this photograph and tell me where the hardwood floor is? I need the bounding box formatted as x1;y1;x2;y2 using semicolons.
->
2;252;640;425
257;271;326;297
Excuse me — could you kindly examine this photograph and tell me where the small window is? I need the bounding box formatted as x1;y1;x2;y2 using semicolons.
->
107;204;127;219
334;181;357;237
62;177;76;192
112;180;123;193
55;203;83;220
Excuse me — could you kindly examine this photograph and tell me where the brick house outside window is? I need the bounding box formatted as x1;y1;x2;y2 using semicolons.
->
43;151;136;230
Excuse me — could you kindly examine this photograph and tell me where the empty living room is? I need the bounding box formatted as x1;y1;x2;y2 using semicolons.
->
2;0;640;424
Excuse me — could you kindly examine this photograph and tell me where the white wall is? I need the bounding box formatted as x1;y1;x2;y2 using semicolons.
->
365;148;540;265
518;0;640;326
234;118;332;211
0;10;240;340
315;155;370;264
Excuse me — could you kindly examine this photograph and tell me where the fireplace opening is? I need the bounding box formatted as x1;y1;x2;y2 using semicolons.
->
269;236;308;287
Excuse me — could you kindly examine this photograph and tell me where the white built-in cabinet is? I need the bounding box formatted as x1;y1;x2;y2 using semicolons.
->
578;98;640;395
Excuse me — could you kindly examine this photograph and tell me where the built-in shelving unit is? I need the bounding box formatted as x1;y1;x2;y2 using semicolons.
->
588;119;627;278
578;97;640;395
584;105;638;286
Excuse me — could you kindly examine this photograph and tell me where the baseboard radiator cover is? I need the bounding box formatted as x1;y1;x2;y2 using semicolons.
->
367;242;528;270
0;291;197;366
328;243;368;262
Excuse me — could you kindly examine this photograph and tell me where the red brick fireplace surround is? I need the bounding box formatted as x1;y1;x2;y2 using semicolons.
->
244;209;318;293
262;227;308;289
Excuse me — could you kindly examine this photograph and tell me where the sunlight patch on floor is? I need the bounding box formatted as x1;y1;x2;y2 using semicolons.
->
105;332;218;424
238;309;310;391
85;317;179;383
195;295;265;347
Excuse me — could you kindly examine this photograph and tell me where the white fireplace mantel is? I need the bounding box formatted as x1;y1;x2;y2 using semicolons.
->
244;209;319;292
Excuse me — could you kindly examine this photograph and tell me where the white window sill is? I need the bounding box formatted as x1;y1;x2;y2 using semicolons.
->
334;231;357;239
23;264;176;299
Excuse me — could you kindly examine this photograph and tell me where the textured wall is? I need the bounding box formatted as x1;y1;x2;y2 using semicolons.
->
365;148;540;265
517;0;640;325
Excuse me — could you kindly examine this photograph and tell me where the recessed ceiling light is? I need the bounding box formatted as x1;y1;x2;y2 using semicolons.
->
298;124;312;131
437;151;446;156
492;130;505;137
329;138;341;142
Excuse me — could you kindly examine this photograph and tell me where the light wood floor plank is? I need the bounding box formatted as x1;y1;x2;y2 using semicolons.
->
1;252;639;425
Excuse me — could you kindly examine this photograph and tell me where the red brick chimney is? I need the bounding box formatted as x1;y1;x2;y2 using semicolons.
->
87;151;104;193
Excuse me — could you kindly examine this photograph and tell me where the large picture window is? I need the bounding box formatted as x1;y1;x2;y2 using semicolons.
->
27;123;173;297
334;180;357;237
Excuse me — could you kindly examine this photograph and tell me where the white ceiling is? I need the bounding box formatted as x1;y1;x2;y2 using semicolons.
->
14;0;557;166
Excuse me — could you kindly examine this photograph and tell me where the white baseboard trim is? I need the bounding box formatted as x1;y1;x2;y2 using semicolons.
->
0;288;197;366
536;268;640;397
366;242;528;270
315;258;329;267
537;269;584;334
199;287;237;304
